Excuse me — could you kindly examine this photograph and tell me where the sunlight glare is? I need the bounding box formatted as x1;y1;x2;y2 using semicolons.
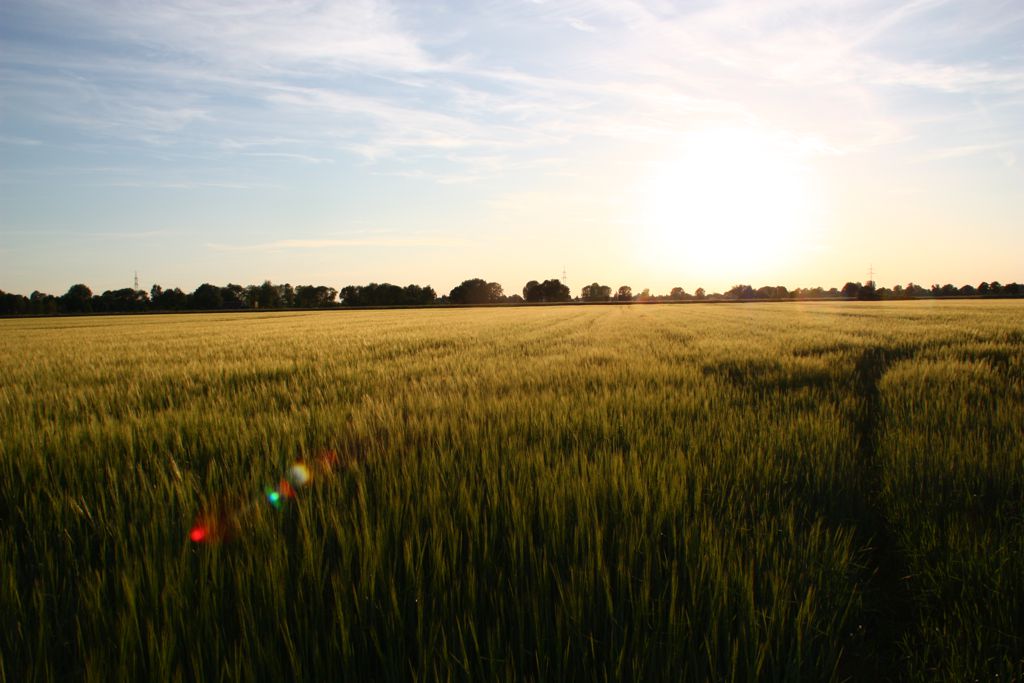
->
639;127;820;279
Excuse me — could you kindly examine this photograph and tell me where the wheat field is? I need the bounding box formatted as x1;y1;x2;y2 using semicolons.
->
2;301;1022;681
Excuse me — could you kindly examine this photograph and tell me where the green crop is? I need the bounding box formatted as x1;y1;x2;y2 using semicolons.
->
1;301;1021;681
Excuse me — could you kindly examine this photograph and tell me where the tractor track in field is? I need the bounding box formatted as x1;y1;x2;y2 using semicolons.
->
839;346;919;682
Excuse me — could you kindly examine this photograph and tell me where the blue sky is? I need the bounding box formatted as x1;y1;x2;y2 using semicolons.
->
1;0;1022;297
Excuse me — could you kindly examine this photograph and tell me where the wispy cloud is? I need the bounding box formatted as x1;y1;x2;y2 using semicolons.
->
104;180;265;190
919;141;1022;161
565;17;598;33
241;152;334;164
0;135;42;146
206;237;463;252
2;0;1022;184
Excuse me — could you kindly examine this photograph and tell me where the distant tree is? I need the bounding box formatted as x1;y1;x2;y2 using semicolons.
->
506;294;524;304
449;278;502;305
755;285;789;300
958;284;976;296
1004;282;1023;296
542;279;570;302
840;282;861;299
523;279;570;303
221;284;248;309
339;282;434;306
405;284;436;305
339;285;362;306
694;287;706;300
256;280;282;308
668;287;687;300
931;282;963;297
978;282;991;295
96;288;149;312
0;290;29;315
636;288;652;301
150;286;188;310
370;283;405;305
28;291;58;314
191;283;224;310
726;284;755;300
61;284;93;313
277;283;295;307
343;283;394;306
905;283;929;298
581;282;612;301
857;281;879;301
990;281;1003;295
616;285;632;301
295;285;338;308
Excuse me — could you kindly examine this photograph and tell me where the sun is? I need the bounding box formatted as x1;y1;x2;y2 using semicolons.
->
638;127;820;280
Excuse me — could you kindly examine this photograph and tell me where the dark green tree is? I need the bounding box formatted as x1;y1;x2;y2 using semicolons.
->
449;278;503;304
523;279;569;303
857;281;879;300
295;285;338;308
96;288;148;312
61;284;93;313
152;286;189;310
256;280;282;308
0;290;29;315
840;282;861;299
191;283;224;310
339;283;435;306
221;284;248;309
31;291;59;314
581;283;612;301
726;284;755;300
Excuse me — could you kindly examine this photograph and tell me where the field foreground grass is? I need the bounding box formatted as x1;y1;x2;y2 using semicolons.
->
2;301;1022;681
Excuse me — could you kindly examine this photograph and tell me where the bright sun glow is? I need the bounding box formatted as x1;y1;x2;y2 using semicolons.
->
639;127;821;281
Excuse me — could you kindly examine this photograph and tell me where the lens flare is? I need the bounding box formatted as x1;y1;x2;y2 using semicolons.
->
190;447;347;545
188;507;238;544
316;449;339;472
288;462;311;487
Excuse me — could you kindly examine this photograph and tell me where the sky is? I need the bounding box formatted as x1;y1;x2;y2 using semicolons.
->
1;0;1022;298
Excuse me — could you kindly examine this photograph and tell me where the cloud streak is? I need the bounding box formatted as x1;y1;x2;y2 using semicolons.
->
206;237;463;253
4;0;1021;183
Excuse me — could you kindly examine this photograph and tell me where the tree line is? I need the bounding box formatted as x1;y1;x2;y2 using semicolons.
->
1;277;1021;315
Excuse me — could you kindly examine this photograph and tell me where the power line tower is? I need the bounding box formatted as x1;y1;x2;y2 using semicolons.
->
134;270;139;290
867;264;875;289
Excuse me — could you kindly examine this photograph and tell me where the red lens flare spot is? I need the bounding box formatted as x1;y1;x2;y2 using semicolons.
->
188;506;239;544
317;449;339;472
